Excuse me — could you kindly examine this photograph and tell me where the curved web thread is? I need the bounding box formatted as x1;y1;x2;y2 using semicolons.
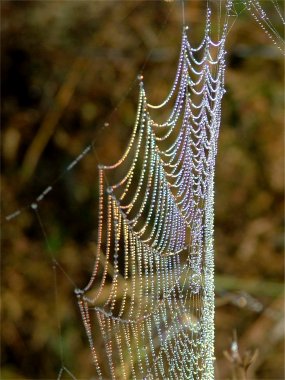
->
75;3;232;379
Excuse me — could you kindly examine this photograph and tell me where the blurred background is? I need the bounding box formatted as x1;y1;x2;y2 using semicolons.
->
1;1;284;379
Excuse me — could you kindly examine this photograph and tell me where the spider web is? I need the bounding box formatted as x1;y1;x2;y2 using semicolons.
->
73;3;232;379
4;1;284;379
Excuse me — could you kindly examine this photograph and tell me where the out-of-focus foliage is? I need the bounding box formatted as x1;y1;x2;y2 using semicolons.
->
1;1;284;379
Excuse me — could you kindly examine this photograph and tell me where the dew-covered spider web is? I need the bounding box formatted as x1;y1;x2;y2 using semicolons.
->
3;0;284;379
73;3;231;379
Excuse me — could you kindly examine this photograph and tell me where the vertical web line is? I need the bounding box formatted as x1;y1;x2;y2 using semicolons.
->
32;205;78;380
181;0;185;27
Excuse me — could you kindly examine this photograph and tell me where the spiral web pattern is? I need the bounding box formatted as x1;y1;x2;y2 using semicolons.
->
74;4;232;379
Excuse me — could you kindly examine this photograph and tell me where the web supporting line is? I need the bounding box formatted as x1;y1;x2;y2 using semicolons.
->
31;205;78;380
241;0;285;54
181;0;185;28
53;264;64;366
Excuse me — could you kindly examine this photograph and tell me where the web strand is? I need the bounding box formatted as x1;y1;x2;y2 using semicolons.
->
242;0;285;54
31;205;78;379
